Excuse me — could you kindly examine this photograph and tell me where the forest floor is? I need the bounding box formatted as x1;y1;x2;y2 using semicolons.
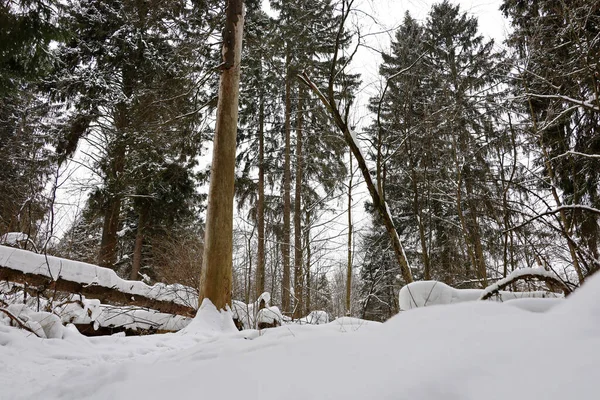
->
1;274;600;399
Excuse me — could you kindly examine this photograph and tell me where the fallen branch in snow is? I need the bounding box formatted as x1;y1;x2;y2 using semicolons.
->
297;0;414;284
0;308;42;337
479;268;572;301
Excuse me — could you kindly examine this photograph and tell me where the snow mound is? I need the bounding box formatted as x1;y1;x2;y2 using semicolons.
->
504;297;563;313
1;304;64;339
257;306;283;325
179;299;238;336
298;310;329;325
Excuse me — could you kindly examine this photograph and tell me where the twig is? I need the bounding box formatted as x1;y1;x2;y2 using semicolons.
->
0;308;42;337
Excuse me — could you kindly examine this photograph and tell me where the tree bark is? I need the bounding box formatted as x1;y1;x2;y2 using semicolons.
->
293;87;304;319
198;0;245;311
130;207;148;280
305;212;312;313
281;50;292;314
345;154;352;315
98;136;125;270
255;98;265;300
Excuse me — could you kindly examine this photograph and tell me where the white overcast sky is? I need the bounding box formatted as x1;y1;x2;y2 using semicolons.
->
348;0;508;127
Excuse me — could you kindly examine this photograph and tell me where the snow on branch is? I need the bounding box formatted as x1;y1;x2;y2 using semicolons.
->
479;268;572;301
551;151;600;161
506;205;600;232
524;93;600;112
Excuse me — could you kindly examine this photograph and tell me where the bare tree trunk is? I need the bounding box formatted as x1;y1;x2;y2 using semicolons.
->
255;98;265;300
198;0;245;311
345;154;352;315
98;196;121;269
281;51;292;315
130;207;148;280
296;1;413;284
293;87;304;319
465;176;487;286
298;71;414;284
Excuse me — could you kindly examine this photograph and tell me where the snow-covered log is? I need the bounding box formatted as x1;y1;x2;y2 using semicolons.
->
0;245;197;317
399;280;563;310
479;268;572;300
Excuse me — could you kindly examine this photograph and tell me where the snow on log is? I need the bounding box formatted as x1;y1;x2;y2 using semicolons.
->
399;279;563;310
0;245;197;317
479;268;572;301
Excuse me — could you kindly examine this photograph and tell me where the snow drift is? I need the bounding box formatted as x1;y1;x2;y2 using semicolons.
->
1;273;599;399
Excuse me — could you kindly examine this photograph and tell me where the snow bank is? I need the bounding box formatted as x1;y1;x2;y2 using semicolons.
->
399;279;561;310
10;272;598;400
504;297;563;313
231;292;283;330
0;245;197;307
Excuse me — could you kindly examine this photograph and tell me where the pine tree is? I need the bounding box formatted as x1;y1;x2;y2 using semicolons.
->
49;0;218;274
362;2;504;294
502;0;600;278
0;0;59;244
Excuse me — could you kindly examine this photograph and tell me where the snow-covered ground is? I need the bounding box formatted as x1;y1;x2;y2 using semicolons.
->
2;274;600;399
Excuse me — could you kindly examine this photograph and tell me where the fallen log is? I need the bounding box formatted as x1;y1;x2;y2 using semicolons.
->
0;245;197;318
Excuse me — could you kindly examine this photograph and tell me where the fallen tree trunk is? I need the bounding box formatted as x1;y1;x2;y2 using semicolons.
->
0;265;196;318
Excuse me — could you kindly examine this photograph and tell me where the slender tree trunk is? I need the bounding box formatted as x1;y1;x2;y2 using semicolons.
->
293;87;304;319
305;213;311;313
298;72;414;284
130;207;148;280
410;165;430;280
281;50;292;314
198;0;245;310
255;98;265;300
345;154;352;315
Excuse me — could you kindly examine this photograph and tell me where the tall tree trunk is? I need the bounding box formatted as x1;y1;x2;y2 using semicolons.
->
130;206;148;280
293;87;304;319
198;0;244;311
98;126;126;270
255;98;265;300
410;164;430;280
465;175;487;286
281;50;292;315
305;212;311;313
345;154;352;315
